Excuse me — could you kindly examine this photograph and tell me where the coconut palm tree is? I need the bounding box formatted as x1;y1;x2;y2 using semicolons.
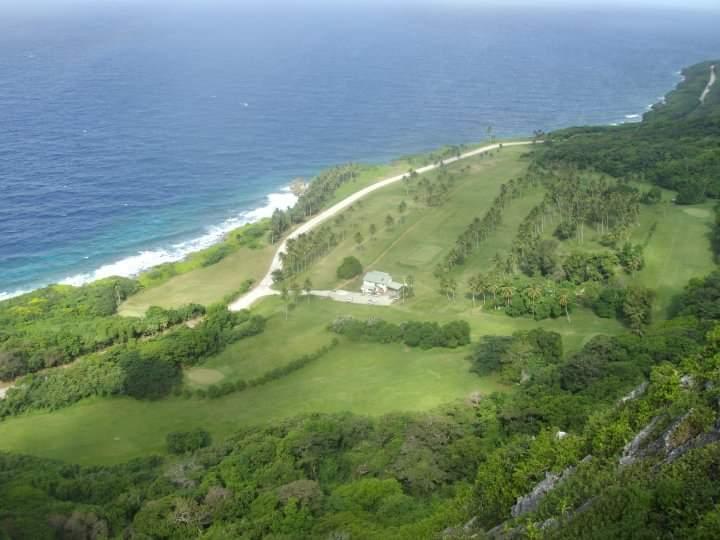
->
467;275;480;307
558;291;571;323
500;285;515;308
527;284;542;316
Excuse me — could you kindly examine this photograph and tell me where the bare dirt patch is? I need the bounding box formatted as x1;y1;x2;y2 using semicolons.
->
186;368;225;386
681;207;711;218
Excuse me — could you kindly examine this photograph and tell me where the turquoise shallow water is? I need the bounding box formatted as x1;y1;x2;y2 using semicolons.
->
1;2;719;297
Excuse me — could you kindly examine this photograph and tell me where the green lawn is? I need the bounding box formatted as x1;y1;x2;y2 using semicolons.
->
297;146;530;302
0;293;622;465
118;244;275;316
629;201;716;318
0;341;503;465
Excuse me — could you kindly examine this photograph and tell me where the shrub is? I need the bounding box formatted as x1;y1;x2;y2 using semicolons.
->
120;350;181;400
336;256;363;279
166;429;212;455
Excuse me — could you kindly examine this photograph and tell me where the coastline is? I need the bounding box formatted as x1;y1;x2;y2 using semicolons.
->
0;68;695;304
0;188;298;302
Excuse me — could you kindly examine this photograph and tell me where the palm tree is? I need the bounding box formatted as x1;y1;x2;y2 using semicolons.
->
527;284;542;316
488;280;500;309
477;273;489;305
500;285;515;308
492;252;505;274
447;277;457;302
467;275;480;307
558;291;571;323
402;275;415;303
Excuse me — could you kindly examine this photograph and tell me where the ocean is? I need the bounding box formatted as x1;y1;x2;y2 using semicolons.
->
1;1;719;299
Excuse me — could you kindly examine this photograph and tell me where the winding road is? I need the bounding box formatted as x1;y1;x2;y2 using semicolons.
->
229;140;535;311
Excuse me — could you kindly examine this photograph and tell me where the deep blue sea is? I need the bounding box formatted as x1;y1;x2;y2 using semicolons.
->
1;1;719;298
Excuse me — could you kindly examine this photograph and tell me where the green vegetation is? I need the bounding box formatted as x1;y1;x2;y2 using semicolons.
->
166;428;212;455
538;59;720;203
0;306;266;418
2;60;720;539
0;277;205;381
329;316;471;349
336;256;363;280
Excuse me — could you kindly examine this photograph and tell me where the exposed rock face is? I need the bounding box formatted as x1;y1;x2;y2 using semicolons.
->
621;411;720;468
619;416;662;466
619;380;648;405
510;456;592;518
663;418;720;466
511;471;561;518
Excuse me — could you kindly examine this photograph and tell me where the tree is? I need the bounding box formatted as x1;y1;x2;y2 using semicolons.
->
385;214;395;229
527;284;542;316
558;291;571;323
166;429;211;455
500;285;515;307
467;275;484;308
303;278;312;302
402;275;415;303
354;231;364;248
336;256;363;280
369;223;377;239
441;277;457;302
623;286;655;334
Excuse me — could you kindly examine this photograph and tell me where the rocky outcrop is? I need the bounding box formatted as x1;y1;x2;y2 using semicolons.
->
619;415;662;466
511;455;592;518
663;418;720;466
618;381;648;405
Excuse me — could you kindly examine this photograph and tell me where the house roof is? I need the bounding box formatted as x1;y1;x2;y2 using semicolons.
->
363;271;403;290
364;271;393;285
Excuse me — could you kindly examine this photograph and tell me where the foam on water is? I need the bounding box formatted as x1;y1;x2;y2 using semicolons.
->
0;189;297;300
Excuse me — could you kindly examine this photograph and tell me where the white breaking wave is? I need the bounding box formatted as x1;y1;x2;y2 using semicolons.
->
624;114;641;119
0;189;298;301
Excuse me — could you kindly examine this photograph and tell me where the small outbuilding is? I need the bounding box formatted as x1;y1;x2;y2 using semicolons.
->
361;271;404;296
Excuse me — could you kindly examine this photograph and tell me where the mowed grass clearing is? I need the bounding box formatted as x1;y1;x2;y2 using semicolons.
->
118;244;275;316
0;342;503;465
299;146;530;298
629;200;716;318
186;294;621;388
0;293;623;465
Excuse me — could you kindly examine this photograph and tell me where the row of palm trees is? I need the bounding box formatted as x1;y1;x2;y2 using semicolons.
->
434;173;538;279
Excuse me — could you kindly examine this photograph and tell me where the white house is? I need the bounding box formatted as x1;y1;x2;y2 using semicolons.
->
361;271;404;296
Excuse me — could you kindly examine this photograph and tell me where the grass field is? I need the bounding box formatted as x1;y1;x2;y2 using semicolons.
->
118;244;275;316
629;201;716;317
296;146;530;305
0;340;505;465
0;293;623;465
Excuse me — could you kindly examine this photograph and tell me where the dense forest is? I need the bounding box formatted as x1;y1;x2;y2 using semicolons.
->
2;59;720;539
536;61;720;204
